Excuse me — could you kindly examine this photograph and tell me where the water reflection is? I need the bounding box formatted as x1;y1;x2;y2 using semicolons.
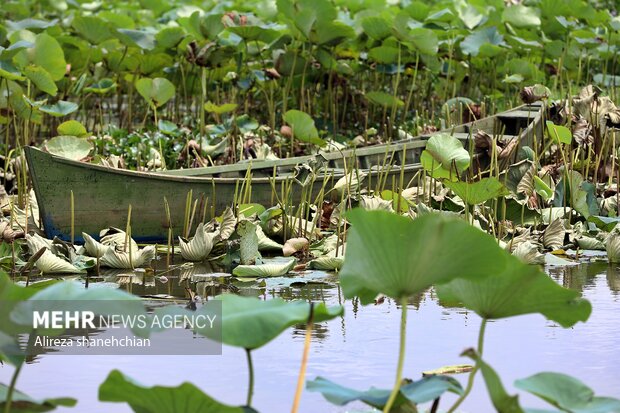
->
5;256;620;413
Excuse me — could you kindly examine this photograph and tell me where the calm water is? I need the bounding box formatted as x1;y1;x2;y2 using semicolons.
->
1;257;619;412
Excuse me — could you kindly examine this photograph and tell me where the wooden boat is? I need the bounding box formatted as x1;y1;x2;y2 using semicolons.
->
25;103;543;242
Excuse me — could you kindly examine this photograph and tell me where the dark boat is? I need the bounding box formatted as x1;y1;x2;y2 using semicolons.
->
25;103;543;242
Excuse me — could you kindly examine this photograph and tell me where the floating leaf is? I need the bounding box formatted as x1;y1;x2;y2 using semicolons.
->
45;135;92;160
512;240;545;265
605;226;620;263
340;209;511;304
233;257;296;278
307;375;462;410
99;370;255;413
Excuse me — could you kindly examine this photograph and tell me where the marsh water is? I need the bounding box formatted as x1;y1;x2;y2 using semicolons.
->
1;255;619;413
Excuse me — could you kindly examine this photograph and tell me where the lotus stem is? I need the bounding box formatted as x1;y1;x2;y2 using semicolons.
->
383;296;408;413
446;318;488;413
291;303;314;413
245;348;255;407
4;356;23;413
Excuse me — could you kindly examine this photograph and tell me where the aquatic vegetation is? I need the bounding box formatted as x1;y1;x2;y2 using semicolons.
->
178;223;218;261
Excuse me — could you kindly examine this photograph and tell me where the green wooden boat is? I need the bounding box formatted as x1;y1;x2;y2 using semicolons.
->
25;103;543;242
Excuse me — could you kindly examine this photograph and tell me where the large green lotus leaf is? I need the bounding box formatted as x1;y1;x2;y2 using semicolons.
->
45;135;92;160
515;373;620;413
114;29;156;50
15;33;67;81
361;16;392;40
283;110;325;146
546;121;572;145
461;27;505;56
465;349;525;413
0;60;24;81
420;133;470;181
311;21;355;46
455;0;485;29
408;28;438;55
196;295;343;349
307;375;462;411
84;78;116;94
39;101;78;117
57;120;87;136
99;370;256;413
365;91;404;108
0;384;76;412
436;255;591;327
502;5;541;28
24;65;57;96
444;177;510;205
155;26;185;49
339;209;511;304
135;77;175;108
72;15;113;44
368;46;400;64
588;215;620;232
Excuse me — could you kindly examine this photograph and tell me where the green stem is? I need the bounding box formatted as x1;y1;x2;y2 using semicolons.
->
246;348;254;407
446;318;487;413
383;296;408;413
4;361;24;413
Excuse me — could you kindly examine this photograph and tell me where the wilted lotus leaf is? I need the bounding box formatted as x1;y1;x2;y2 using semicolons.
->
542;219;565;250
101;245;156;269
26;234;85;274
333;170;367;196
237;220;260;265
178;223;218;262
359;195;394;211
605;226;620;263
283;237;308;257
512;240;545;264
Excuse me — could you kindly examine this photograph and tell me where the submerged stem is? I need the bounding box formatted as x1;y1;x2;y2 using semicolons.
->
291;303;314;413
446;318;488;413
383;296;408;413
246;348;254;407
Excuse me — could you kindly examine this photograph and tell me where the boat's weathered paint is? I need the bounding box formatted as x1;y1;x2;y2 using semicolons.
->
26;103;542;242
